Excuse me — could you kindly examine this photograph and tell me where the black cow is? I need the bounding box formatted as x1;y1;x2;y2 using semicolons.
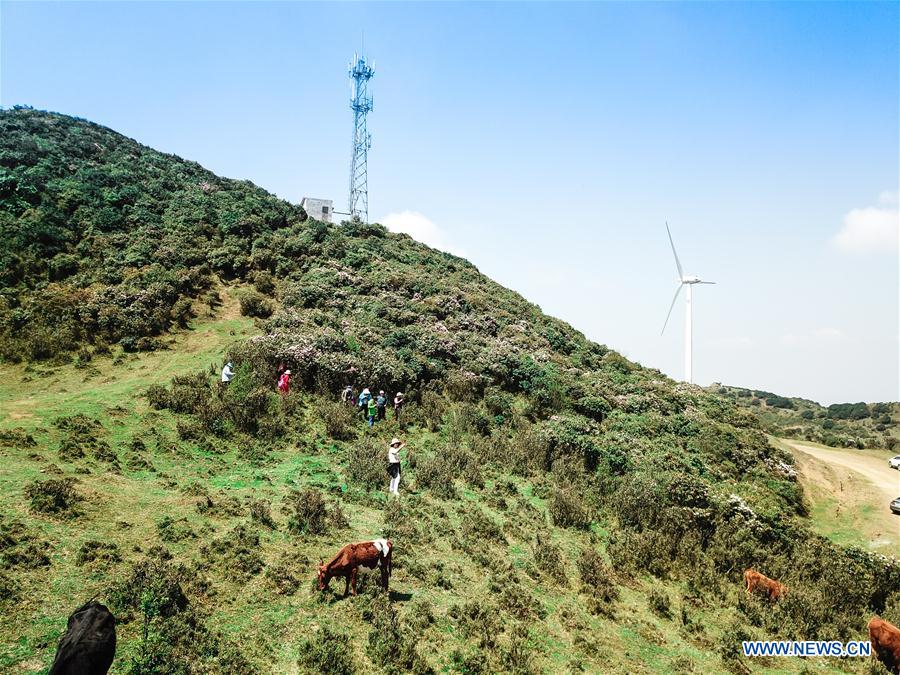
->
49;600;116;675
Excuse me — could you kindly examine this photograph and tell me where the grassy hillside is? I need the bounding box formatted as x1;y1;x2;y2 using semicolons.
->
712;384;899;451
1;109;899;674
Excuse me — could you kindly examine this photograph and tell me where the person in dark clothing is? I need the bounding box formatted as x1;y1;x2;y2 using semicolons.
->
376;391;387;421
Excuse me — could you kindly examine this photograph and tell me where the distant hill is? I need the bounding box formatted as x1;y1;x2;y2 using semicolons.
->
1;108;898;673
712;384;899;451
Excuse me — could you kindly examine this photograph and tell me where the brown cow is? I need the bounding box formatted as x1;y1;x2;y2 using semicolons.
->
743;568;787;602
869;616;900;674
318;538;392;596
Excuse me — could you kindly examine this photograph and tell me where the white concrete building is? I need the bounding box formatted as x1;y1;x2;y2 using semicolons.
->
300;197;333;223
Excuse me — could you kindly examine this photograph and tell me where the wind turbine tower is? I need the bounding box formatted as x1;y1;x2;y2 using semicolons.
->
348;53;374;223
661;223;715;384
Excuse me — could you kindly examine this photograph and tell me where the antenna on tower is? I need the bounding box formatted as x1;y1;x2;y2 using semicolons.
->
348;51;374;223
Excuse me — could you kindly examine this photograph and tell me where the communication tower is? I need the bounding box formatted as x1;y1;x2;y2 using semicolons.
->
348;53;374;222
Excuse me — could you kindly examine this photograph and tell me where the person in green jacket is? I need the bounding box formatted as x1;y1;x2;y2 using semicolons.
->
367;396;378;427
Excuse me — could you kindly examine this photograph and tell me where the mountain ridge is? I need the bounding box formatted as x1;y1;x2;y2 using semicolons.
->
0;107;898;674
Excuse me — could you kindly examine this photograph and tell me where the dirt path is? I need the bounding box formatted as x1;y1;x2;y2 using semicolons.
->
783;440;899;552
785;441;899;504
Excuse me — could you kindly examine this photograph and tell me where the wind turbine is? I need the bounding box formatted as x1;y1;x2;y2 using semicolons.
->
661;222;715;384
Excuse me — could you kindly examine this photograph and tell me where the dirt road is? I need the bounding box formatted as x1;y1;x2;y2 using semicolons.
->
784;440;899;552
786;441;899;504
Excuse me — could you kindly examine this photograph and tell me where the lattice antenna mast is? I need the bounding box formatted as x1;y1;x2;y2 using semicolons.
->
348;53;374;222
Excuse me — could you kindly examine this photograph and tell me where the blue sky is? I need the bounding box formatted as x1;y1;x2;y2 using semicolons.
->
2;1;897;404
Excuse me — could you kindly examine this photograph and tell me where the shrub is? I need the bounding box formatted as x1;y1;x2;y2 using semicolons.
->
0;571;18;601
76;540;121;566
716;618;750;667
252;271;276;295
577;548;619;615
109;548;188;623
607;529;675;578
155;371;210;414
109;548;253;674
2;541;50;569
200;524;264;582
249;498;276;528
286;488;347;536
156;516;197;543
420;390;447;431
489;566;544;620
266;560;301;596
0;428;36;448
461;509;505;546
365;593;430;673
501;624;535;674
382;498;431;548
238;289;274;318
510;426;551;475
223;378;275;435
318;399;359;441
25;478;81;517
450;600;503;651
347;437;385;490
549;487;590;529
171;297;194;328
415;454;457;499
297;626;355;674
648;588;671;619
532;531;567;584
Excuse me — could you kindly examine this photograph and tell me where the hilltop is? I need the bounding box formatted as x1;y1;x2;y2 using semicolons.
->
712;384;899;452
1;109;898;674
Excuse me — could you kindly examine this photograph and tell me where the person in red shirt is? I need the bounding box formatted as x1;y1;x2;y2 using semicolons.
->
277;369;291;395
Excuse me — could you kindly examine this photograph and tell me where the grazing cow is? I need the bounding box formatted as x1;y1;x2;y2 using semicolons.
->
49;600;116;675
869;616;900;674
743;568;787;602
318;538;393;596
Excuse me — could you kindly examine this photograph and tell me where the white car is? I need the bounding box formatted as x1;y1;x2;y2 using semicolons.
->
890;456;900;470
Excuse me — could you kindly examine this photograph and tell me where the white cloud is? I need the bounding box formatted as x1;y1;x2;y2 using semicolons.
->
380;211;466;256
813;327;844;341
831;193;899;253
781;328;846;345
713;336;754;347
878;190;898;206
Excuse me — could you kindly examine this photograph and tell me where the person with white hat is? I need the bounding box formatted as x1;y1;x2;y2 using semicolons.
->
221;361;234;385
277;369;291;395
387;438;406;495
393;392;405;422
358;387;372;418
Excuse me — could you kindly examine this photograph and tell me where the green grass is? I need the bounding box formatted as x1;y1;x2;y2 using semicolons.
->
0;303;867;673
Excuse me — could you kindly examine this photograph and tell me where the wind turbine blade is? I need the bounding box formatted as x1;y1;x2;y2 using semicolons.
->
660;284;684;335
665;221;684;280
696;281;716;285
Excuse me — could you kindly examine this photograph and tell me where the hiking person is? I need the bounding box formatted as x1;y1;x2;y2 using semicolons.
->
367;396;378;428
376;391;387;421
221;361;234;386
387;438;405;495
278;369;291;395
358;388;371;417
342;385;354;406
276;361;285;383
393;392;405;422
